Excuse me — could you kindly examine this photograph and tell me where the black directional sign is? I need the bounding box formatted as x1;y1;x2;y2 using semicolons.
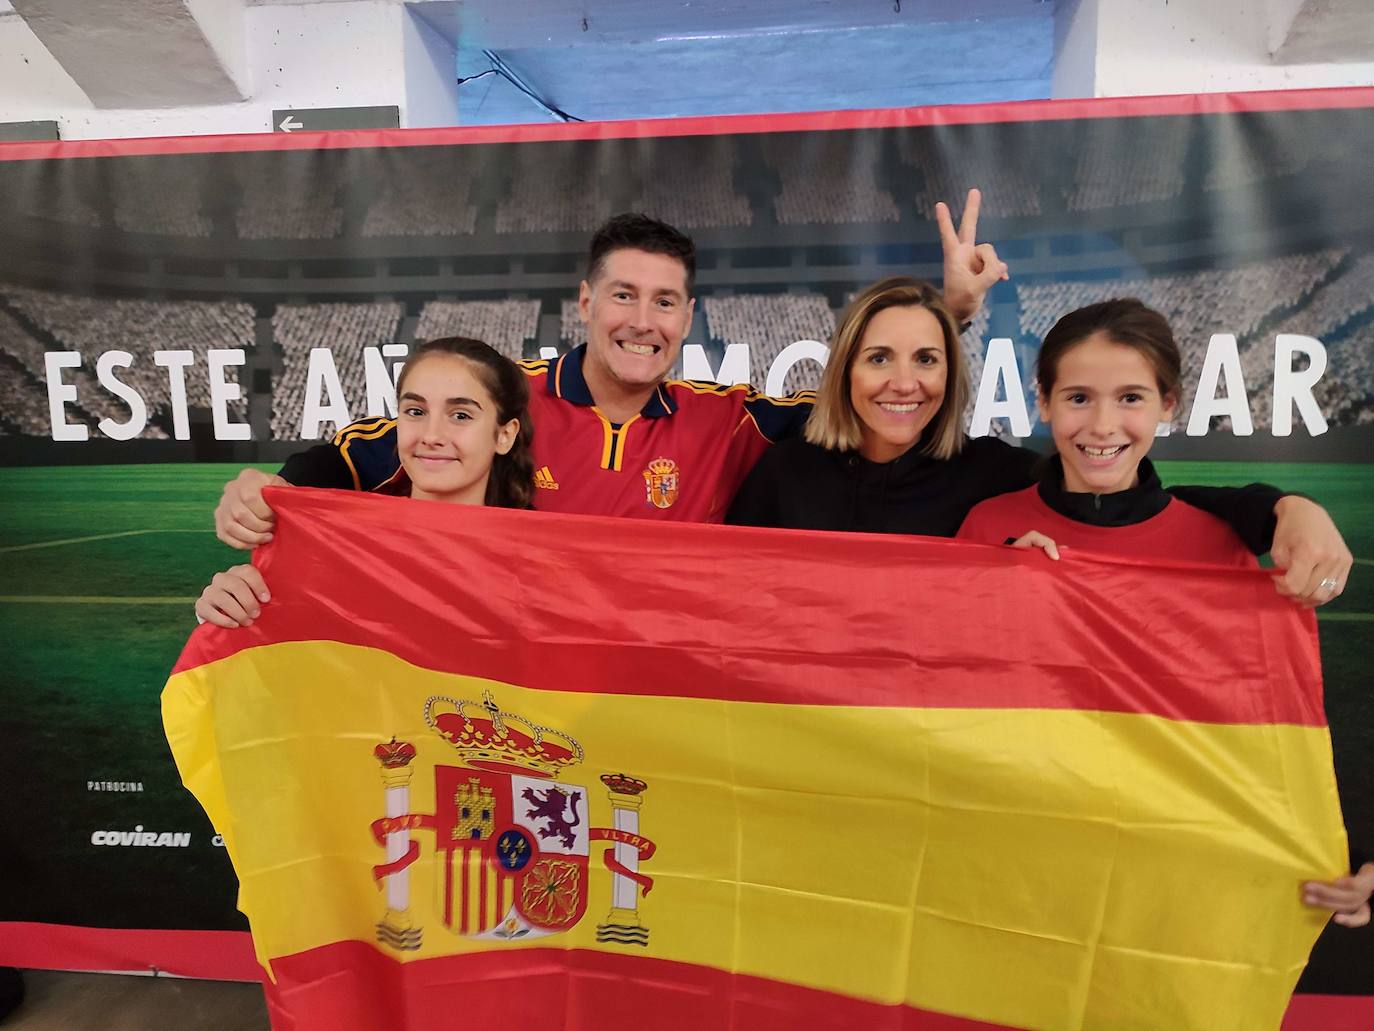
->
0;120;60;142
271;106;401;133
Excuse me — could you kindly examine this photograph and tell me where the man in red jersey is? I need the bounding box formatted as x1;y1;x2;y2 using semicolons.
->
214;192;1005;529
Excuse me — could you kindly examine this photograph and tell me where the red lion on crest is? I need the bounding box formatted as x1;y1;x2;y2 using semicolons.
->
522;785;583;850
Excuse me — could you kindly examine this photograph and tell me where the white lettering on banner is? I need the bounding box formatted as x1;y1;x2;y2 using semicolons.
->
300;347;351;440
44;350;87;442
1187;334;1253;436
968;338;1033;438
681;343;750;385
29;334;1341;441
86;781;145;792
95;350;148;441
208;348;250;441
1271;335;1328;437
212;835;225;847
765;340;828;396
90;825;191;847
365;343;410;418
154;349;195;439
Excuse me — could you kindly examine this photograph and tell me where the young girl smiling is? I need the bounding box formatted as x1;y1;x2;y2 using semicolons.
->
958;297;1372;928
195;337;533;628
958;298;1252;565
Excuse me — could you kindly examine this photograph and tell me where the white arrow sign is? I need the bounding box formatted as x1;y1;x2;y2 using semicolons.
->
278;115;303;132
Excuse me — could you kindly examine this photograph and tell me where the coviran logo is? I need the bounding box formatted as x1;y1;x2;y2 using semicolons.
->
369;691;656;952
90;826;191;847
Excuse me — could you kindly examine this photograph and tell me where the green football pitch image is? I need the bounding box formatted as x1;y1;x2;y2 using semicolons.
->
0;461;1369;929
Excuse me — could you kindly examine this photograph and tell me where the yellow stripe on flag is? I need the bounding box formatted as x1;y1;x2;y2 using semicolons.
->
163;639;1346;1031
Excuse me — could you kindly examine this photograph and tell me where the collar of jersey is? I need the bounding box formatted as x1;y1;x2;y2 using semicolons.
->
1036;454;1170;527
550;345;678;419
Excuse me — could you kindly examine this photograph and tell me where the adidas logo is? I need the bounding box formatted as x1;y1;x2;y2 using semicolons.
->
534;466;560;491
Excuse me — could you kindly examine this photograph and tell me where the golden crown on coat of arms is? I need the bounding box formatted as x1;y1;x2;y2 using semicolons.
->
645;457;677;479
423;690;584;779
374;737;417;768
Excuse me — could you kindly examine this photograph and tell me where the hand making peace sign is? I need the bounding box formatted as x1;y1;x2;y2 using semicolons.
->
936;188;1010;325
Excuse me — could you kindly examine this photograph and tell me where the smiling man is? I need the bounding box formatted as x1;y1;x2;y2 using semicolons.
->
213;200;1007;535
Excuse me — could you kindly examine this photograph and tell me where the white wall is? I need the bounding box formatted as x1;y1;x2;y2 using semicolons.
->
1053;0;1374;98
0;1;414;139
401;8;458;129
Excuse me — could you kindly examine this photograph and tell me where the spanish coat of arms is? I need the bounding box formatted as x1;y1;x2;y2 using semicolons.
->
369;691;655;951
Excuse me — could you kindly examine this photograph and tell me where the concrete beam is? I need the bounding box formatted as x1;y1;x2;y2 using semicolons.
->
11;0;248;108
1271;0;1374;64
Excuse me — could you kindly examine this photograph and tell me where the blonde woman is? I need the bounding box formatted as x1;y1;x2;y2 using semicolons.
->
727;276;1043;536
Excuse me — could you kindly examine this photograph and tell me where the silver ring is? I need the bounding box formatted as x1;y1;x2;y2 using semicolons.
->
1319;576;1340;593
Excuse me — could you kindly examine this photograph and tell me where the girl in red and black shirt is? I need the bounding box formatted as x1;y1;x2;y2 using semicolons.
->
958;297;1372;928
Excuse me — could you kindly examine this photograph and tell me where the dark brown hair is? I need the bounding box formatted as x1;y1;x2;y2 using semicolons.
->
396;337;535;510
1037;298;1182;401
586;213;696;296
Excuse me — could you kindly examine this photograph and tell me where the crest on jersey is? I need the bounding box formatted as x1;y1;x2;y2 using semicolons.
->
642;457;680;509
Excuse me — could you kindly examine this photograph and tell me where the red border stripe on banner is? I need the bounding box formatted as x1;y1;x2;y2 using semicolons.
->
0;923;259;981
0;86;1372;162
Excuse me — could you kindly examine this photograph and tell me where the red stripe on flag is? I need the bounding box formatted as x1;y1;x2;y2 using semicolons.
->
454;851;464;935
259;939;1374;1031
479;854;489;932
262;939;1015;1031
173;490;1325;727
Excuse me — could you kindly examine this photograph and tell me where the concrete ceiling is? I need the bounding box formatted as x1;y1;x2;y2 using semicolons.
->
1272;0;1374;64
11;0;247;107
411;0;1057;123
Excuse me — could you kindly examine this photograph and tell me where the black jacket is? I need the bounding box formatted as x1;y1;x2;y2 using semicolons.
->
726;435;1283;553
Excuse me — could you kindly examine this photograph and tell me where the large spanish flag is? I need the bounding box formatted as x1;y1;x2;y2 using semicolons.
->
163;487;1346;1031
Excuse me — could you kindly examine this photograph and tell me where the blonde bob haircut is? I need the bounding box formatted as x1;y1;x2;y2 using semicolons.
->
804;276;970;461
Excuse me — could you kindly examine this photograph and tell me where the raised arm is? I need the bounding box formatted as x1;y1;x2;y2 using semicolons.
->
935;188;1009;325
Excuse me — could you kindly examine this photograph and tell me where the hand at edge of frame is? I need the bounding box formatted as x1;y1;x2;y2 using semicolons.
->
1270;495;1353;607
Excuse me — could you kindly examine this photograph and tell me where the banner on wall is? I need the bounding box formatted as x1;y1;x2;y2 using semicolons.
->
164;487;1346;1031
0;88;1371;1022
